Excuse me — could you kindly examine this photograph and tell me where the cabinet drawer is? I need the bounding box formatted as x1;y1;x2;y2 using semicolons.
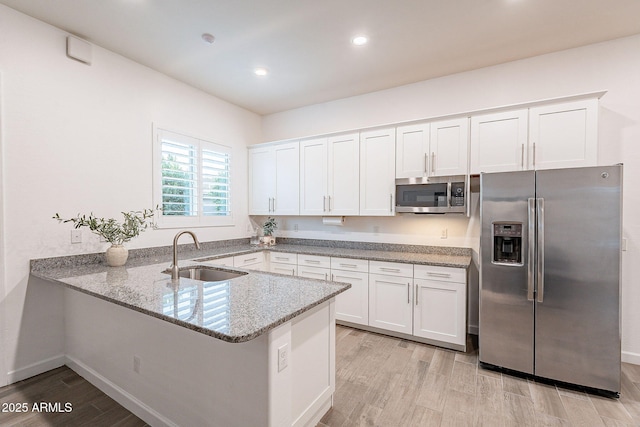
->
204;256;234;267
369;261;413;278
233;252;265;267
298;265;330;281
330;257;368;273
270;251;297;265
414;265;466;283
298;254;331;269
269;263;297;276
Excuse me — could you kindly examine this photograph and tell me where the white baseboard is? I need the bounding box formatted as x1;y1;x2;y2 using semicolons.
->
65;355;177;427
7;354;65;383
622;350;640;365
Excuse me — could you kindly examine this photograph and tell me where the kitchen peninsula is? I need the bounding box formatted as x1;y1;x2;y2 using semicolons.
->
30;238;471;426
30;245;350;427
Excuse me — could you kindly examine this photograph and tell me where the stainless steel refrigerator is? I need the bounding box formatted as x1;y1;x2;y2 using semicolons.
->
479;165;622;396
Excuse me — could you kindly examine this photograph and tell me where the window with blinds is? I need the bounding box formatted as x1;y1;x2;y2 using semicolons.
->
154;128;232;227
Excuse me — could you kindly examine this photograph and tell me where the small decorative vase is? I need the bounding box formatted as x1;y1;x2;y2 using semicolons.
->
260;236;276;246
105;244;129;267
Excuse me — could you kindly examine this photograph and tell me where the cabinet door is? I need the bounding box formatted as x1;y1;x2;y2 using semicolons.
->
327;133;359;215
430;118;469;176
333;270;369;326
470;109;528;174
273;142;299;215
396;123;430;178
248;146;275;215
360;128;396;216
413;278;466;345
299;138;328;215
298;265;330;281
369;274;413;334
528;98;598;170
269;263;297;276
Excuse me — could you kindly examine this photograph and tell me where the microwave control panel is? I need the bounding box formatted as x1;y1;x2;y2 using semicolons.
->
451;182;465;207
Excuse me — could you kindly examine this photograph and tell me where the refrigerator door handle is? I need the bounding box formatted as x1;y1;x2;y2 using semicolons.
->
528;198;536;301
536;197;545;303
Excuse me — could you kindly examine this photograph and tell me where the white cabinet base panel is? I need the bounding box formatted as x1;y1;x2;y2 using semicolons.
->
336;320;467;352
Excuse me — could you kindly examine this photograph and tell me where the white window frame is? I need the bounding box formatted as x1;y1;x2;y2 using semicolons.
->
153;126;233;228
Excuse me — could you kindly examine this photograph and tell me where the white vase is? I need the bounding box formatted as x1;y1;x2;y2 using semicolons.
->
105;244;129;267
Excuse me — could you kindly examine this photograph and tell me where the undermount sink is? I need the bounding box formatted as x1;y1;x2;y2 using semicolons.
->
163;265;247;282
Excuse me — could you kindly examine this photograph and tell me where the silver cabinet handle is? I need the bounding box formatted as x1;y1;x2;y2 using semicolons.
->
424;153;428;174
537;198;545;303
243;257;258;263
521;144;525;169
323;196;326;212
415;284;418;305
407;283;410;304
527;198;536;301
380;267;401;273
533;143;537;167
431;152;435;175
324;273;328;281
426;272;451;278
331;274;334;281
272;197;276;212
304;259;320;264
390;194;393;212
328;195;331;212
339;263;357;268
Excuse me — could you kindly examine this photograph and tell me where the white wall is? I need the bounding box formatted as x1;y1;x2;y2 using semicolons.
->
261;35;640;364
0;5;261;386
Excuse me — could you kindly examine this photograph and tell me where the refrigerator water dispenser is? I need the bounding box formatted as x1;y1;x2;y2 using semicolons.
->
492;223;522;265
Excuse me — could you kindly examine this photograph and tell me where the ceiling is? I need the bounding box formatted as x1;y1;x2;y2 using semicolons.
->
2;0;640;115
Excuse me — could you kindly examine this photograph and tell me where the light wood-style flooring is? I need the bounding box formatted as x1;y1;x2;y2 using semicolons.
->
1;326;639;426
319;325;640;426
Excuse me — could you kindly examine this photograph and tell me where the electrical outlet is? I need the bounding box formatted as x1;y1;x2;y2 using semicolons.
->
294;223;299;232
278;344;288;372
441;228;448;239
133;356;141;373
70;230;82;244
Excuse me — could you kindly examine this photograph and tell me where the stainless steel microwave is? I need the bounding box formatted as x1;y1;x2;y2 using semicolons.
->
395;176;466;213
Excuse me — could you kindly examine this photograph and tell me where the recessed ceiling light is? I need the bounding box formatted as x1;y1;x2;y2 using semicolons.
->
254;67;268;76
351;35;368;46
201;33;215;44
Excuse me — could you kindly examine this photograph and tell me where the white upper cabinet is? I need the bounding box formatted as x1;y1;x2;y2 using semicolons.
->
429;118;469;176
360;128;396;216
300;137;328;215
396;119;468;178
470;97;599;174
528;98;598;171
327;133;360;215
470;109;529;174
248;142;299;215
396;123;430;178
300;133;359;216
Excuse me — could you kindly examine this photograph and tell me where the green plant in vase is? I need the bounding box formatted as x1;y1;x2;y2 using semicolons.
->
53;207;159;266
262;216;278;245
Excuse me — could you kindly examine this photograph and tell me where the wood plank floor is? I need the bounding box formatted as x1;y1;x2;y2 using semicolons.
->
0;366;147;426
1;326;639;426
319;325;640;426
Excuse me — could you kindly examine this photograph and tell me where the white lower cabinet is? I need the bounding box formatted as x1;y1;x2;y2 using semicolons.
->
368;265;414;335
332;270;369;326
413;265;467;346
233;252;265;271
298;265;330;280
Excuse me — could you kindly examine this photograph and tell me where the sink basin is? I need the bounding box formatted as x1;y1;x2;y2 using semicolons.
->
163;265;247;282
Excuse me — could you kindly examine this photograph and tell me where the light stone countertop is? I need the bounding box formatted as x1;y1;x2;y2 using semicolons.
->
32;259;350;343
31;240;472;343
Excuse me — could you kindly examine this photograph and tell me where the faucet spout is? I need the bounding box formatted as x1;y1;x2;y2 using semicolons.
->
171;230;201;281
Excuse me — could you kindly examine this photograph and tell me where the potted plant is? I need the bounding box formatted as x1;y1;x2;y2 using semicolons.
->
53;207;159;266
261;216;277;245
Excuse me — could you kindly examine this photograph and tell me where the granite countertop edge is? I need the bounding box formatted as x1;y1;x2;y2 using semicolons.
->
31;241;472;343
